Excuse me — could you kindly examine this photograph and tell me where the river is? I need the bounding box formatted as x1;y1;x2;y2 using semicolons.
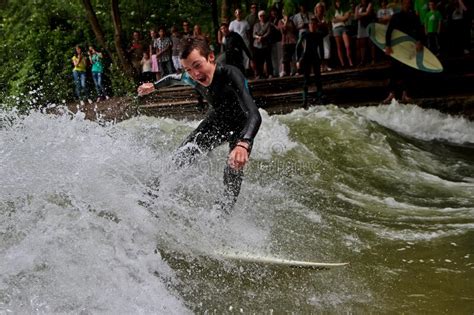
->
1;103;473;313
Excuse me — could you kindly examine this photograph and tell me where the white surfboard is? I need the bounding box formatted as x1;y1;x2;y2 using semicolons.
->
367;22;443;73
216;250;349;269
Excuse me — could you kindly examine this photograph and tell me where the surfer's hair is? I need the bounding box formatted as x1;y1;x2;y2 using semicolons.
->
180;38;212;60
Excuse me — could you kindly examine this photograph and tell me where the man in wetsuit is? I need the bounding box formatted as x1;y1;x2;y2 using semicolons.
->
219;23;253;75
138;38;262;213
383;0;424;104
296;17;328;109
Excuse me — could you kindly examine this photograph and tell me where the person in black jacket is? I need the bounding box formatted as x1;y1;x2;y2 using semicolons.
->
219;23;253;75
138;38;262;213
296;17;328;108
383;0;424;104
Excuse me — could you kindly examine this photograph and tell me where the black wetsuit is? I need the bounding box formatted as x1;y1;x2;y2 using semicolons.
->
296;30;326;105
153;64;261;210
222;31;252;75
386;9;423;95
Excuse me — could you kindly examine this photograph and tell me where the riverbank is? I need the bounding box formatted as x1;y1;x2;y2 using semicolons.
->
67;54;474;122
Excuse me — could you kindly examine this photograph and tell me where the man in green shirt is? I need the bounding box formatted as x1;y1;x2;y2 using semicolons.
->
424;0;442;55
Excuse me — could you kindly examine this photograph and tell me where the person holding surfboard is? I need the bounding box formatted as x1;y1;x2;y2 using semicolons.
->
383;0;424;104
137;38;262;213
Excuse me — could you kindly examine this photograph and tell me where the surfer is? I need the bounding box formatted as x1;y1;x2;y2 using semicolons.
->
137;38;262;213
296;17;328;109
383;0;424;104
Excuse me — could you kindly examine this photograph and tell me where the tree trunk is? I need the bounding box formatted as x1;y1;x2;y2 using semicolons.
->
221;0;229;23
111;0;134;78
211;0;219;43
80;0;108;51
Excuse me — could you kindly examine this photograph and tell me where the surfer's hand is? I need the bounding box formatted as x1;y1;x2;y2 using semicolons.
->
415;41;423;52
384;47;393;55
137;82;155;96
296;62;300;69
228;142;249;170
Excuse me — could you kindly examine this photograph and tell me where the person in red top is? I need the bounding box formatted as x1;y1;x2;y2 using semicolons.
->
127;31;145;81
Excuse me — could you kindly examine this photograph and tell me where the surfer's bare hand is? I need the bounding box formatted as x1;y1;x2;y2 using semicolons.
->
228;142;249;170
384;47;393;55
137;83;155;96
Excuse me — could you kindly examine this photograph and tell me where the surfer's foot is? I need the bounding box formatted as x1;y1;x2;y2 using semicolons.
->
302;99;309;109
382;93;395;105
401;96;413;104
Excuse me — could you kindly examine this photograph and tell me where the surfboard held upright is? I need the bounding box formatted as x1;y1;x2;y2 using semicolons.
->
368;22;443;73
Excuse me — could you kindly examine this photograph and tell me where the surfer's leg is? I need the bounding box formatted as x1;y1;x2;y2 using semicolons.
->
385;60;402;103
302;62;311;108
173;113;227;167
220;164;243;214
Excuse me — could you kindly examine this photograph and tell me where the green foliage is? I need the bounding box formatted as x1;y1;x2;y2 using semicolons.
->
0;0;217;111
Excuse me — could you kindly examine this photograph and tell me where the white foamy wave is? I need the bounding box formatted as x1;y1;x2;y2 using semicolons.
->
354;102;474;144
252;109;298;159
0;110;189;313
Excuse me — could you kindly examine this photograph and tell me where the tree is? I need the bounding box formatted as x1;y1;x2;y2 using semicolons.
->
80;0;134;79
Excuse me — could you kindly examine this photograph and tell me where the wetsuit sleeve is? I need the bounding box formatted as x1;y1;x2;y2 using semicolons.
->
226;66;261;142
152;72;196;90
239;34;252;59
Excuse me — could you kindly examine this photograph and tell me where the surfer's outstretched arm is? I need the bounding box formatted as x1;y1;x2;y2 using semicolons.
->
137;72;196;96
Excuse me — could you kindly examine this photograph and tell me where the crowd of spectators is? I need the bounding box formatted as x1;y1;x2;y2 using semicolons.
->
72;0;472;104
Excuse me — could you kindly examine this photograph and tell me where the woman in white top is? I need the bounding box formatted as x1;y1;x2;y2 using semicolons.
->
332;0;354;67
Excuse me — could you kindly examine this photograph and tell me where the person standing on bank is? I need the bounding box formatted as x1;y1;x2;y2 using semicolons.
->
296;17;327;108
137;38;262;212
383;0;424;104
88;45;108;102
71;45;91;106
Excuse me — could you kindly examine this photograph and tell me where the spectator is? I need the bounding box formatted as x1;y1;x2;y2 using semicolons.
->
246;4;259;76
193;24;210;44
170;26;183;73
355;0;375;65
296;17;327;108
314;2;332;72
246;3;259;31
156;27;174;76
278;7;298;76
149;28;161;81
415;0;429;24
71;45;90;105
448;0;468;56
269;6;283;77
424;0;442;55
220;23;253;75
378;0;394;24
332;0;355;67
88;45;108;101
217;18;229;54
253;10;273;79
182;21;193;39
292;4;314;36
272;0;284;20
140;51;153;83
127;31;145;81
230;8;251;45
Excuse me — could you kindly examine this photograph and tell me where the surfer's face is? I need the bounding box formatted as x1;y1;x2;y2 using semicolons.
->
181;49;216;87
